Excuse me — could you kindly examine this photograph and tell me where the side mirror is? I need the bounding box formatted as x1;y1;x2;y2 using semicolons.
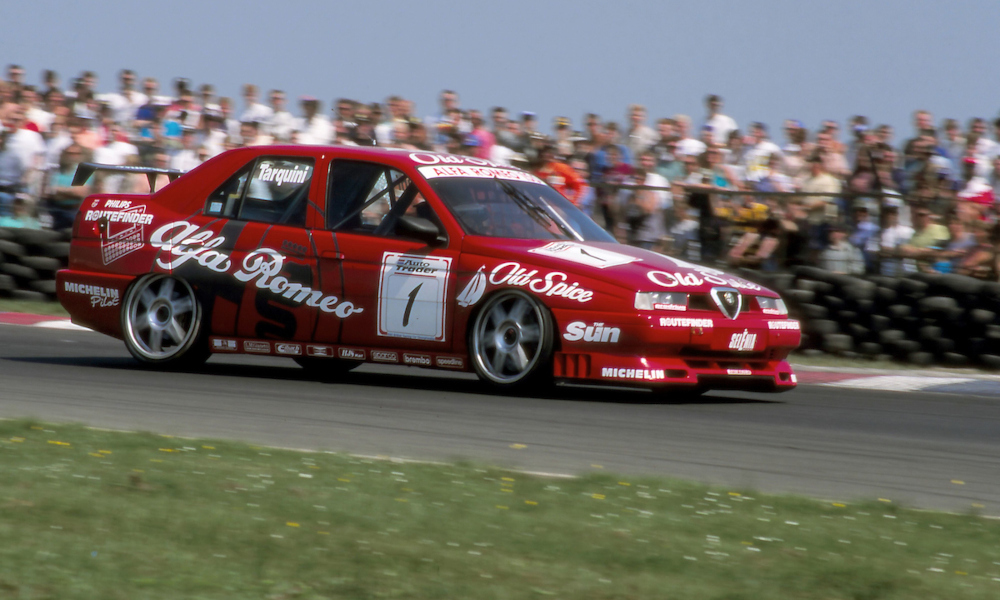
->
396;215;446;246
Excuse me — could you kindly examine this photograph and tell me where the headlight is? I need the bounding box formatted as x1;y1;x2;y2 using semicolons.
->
756;296;788;315
635;292;689;311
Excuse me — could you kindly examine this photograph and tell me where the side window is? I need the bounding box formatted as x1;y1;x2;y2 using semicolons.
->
205;164;252;218
327;160;432;235
205;157;314;226
240;158;314;226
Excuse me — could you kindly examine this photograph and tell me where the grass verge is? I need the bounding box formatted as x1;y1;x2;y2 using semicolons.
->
0;298;68;317
1;420;998;599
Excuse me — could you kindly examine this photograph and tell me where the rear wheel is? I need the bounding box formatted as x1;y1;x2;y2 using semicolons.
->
122;274;208;368
469;290;553;388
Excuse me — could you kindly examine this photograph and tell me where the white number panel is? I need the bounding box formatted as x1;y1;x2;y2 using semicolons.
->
377;253;452;341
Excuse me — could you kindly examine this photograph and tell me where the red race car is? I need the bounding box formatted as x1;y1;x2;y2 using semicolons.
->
57;146;800;392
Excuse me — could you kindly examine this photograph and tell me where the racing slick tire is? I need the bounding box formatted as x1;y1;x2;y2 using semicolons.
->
121;274;209;368
469;289;554;389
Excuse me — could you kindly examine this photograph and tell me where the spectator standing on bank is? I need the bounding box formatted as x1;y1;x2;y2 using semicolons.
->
100;69;146;126
626;104;657;160
239;84;273;133
468;110;495;160
901;208;950;273
801;152;841;254
878;205;914;276
674;115;706;158
742;122;782;183
534;142;584;206
296;97;332;146
0;131;25;216
703;94;737;146
45;143;91;230
268;90;296;142
821;225;865;275
849;205;880;273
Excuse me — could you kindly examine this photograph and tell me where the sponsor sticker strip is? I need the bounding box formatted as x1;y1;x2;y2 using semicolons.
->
208;339;461;370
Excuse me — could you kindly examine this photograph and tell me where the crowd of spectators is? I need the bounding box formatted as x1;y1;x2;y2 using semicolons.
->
2;64;1000;279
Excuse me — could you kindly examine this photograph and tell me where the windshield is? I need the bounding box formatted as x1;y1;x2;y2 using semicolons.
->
426;177;616;242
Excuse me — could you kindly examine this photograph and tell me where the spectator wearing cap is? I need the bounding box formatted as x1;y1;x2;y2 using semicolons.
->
673;115;706;158
626;104;657;160
296;97;332;146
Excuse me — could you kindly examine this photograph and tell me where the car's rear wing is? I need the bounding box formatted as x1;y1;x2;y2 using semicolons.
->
72;162;184;193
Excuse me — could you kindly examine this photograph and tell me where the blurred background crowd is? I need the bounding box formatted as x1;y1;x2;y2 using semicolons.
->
2;64;1000;278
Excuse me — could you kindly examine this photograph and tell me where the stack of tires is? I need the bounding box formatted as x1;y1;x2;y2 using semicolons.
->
742;266;1000;368
0;228;70;302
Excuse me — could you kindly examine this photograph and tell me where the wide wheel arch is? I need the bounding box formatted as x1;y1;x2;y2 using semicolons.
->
467;288;555;389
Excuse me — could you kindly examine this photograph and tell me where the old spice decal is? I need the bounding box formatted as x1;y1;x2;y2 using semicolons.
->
456;266;486;307
488;262;593;302
83;199;151;265
150;221;362;318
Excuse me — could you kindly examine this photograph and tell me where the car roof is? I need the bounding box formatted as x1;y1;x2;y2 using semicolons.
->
224;145;529;173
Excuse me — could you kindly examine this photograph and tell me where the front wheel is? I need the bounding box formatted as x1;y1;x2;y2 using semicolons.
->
469;290;553;388
121;274;208;368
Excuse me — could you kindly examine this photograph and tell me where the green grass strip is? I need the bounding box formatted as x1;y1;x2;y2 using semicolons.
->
1;420;998;599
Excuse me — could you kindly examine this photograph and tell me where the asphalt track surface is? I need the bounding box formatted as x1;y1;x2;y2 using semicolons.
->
2;324;999;514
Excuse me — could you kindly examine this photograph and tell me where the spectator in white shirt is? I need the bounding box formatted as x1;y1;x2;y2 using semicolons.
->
703;94;737;146
268;89;296;142
296;97;332;146
673;114;706;157
239;84;273;133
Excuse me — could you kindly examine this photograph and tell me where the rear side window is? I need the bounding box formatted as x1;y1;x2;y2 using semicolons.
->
205;157;314;226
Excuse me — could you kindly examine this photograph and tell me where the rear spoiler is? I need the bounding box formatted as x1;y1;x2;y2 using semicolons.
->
72;162;184;193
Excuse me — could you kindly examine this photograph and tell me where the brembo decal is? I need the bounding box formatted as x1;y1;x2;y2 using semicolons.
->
488;262;593;303
403;353;431;366
377;252;451;341
150;221;362;318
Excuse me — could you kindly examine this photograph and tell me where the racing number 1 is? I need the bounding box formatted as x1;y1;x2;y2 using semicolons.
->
402;282;423;328
378;253;452;341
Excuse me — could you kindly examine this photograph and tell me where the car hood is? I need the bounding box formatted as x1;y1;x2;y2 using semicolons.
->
461;237;778;297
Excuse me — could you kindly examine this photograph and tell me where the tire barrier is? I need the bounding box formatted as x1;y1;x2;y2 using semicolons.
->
0;228;71;302
738;266;1000;368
